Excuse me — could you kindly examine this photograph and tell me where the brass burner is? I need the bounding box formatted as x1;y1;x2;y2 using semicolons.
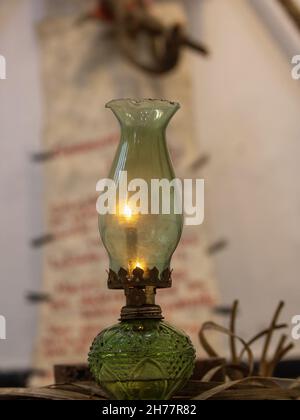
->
120;305;163;321
107;266;172;289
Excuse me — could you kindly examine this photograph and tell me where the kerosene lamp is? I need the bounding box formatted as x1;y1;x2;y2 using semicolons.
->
88;99;195;400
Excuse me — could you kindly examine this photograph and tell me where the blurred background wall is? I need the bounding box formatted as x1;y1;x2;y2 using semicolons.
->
187;0;300;355
0;0;300;370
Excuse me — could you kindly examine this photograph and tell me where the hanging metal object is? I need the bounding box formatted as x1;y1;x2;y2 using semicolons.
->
79;0;209;74
278;0;300;30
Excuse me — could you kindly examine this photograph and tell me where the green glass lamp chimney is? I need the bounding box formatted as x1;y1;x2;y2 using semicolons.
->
99;98;183;275
89;99;195;400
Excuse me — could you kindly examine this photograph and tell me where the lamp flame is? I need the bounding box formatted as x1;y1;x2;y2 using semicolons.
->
123;204;133;220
